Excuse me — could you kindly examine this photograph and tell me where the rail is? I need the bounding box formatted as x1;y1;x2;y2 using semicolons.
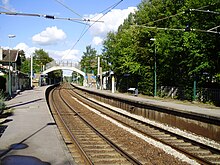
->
71;83;220;164
49;84;142;164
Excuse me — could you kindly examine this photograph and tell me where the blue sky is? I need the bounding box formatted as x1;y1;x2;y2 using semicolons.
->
0;0;141;62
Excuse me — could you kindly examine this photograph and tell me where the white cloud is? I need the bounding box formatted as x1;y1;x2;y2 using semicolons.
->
92;36;103;46
15;43;37;58
1;0;15;12
14;42;80;62
32;26;67;46
86;7;137;45
51;49;80;61
2;0;9;5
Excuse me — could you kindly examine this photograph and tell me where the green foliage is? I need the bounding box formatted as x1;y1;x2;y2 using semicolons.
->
80;45;99;74
102;0;220;98
33;49;53;73
20;58;30;73
0;90;6;114
32;49;62;81
20;49;54;74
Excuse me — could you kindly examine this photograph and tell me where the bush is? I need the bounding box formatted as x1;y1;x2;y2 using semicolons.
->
0;90;6;114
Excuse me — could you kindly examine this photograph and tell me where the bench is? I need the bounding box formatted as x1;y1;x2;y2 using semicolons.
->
128;88;138;96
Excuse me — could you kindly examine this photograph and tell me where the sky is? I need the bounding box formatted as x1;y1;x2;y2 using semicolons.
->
0;0;142;63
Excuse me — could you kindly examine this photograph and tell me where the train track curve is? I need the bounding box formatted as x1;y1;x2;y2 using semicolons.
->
49;84;142;165
48;83;220;164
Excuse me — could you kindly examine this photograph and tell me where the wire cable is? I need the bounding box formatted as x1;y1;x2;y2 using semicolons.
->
149;11;186;25
53;0;83;18
0;11;102;24
0;6;13;12
134;2;220;34
142;2;219;26
62;0;123;61
190;9;220;15
133;25;220;34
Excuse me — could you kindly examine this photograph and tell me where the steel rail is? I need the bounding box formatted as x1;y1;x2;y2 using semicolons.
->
69;84;220;165
50;87;93;165
58;86;142;165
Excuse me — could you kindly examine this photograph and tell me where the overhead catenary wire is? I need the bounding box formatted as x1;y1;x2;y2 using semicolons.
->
0;11;103;24
133;25;220;34
62;0;123;61
208;25;220;32
77;0;124;43
190;8;220;15
53;0;83;18
134;2;220;35
0;6;13;12
76;0;124;42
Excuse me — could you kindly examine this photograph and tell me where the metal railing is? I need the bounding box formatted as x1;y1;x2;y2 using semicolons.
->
45;60;81;70
158;86;220;105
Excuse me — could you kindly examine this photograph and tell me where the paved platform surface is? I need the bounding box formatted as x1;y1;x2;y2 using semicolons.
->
0;86;76;165
79;85;220;119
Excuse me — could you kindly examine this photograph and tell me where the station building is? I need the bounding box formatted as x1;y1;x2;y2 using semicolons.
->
0;48;30;96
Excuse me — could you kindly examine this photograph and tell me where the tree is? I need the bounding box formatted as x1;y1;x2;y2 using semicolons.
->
17;50;27;73
102;0;220;99
80;45;98;74
32;49;53;73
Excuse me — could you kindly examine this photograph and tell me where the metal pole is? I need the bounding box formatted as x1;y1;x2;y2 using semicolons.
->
154;43;157;97
8;48;11;97
193;79;196;101
112;75;115;93
8;34;16;97
30;53;33;88
150;38;157;97
97;57;100;89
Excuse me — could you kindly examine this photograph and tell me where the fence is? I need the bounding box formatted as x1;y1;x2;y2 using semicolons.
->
158;86;220;105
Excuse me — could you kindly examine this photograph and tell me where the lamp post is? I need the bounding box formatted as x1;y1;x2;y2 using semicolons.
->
30;53;33;88
150;38;157;97
8;34;16;98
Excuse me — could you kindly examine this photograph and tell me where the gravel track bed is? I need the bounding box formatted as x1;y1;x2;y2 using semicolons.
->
63;89;190;165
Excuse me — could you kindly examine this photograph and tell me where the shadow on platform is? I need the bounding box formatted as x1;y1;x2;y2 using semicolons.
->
0;122;56;161
6;98;44;109
1;155;51;165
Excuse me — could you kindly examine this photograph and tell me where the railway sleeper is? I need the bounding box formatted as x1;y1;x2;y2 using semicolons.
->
163;139;184;143
178;145;201;150
67;147;86;164
79;140;106;145
83;145;114;150
89;153;126;159
81;143;110;147
201;154;220;159
74;134;98;138
172;142;192;146
86;150;121;156
91;157;131;165
201;156;220;165
188;149;211;155
85;148;115;152
209;161;220;165
149;132;166;136
157;136;177;140
76;137;103;141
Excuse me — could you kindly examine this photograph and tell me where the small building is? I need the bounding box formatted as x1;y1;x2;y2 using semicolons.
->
0;48;30;96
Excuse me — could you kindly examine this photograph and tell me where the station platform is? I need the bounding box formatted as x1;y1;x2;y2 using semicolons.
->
0;86;75;165
78;85;220;119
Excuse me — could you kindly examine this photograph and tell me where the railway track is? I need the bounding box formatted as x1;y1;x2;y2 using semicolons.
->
66;83;220;165
49;85;141;165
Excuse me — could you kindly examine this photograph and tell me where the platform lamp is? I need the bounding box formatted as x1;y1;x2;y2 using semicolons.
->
8;34;16;98
150;38;157;97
